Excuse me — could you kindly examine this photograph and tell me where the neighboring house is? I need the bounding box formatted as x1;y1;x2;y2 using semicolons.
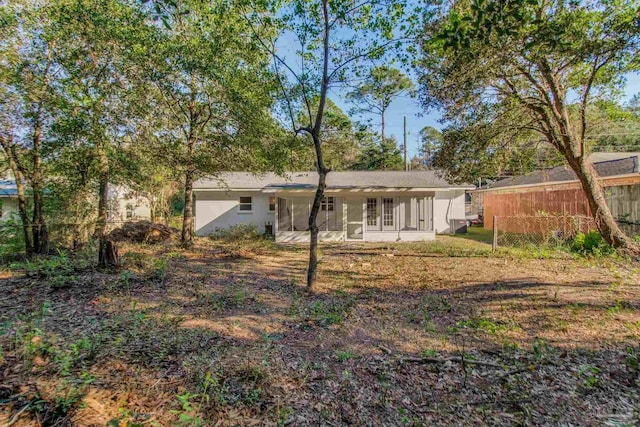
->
0;175;151;224
0;172;18;221
473;153;640;229
193;171;473;243
106;184;151;222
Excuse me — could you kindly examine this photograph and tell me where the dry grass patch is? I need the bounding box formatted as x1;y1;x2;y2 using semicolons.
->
1;236;639;426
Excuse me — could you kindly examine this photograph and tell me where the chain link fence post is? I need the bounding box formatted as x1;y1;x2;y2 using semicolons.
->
492;215;498;252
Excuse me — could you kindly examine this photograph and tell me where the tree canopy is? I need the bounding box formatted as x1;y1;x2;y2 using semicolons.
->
418;0;640;251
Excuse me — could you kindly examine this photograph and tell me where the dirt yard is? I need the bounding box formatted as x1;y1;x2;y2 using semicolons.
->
1;235;639;426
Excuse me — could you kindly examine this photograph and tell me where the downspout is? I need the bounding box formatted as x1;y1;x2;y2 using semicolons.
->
446;194;453;234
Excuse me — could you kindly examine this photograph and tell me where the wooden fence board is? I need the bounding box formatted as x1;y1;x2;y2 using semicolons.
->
483;183;640;232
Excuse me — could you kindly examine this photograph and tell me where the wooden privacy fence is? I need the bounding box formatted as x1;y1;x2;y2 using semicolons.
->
492;214;598;249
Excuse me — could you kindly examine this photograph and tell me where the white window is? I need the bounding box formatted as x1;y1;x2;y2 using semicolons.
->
382;197;395;230
321;196;335;212
239;196;252;212
126;203;134;219
268;197;276;212
366;198;379;230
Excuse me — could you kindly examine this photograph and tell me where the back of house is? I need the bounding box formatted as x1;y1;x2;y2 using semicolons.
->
193;171;473;243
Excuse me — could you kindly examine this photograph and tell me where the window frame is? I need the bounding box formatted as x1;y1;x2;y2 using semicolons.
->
321;196;335;212
366;197;380;230
238;196;253;213
382;197;396;231
268;196;276;212
125;203;134;220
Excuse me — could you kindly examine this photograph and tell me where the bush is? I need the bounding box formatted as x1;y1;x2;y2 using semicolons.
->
209;224;265;242
0;215;25;262
571;231;613;257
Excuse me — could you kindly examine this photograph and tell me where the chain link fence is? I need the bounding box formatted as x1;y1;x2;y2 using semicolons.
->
493;215;599;249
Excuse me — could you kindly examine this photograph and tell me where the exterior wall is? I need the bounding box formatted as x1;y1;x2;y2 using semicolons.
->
481;176;640;229
276;192;439;242
433;189;467;233
194;191;275;236
195;189;465;240
107;185;151;222
0;198;18;221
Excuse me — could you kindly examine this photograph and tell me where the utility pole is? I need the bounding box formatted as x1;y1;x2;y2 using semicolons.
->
403;115;408;171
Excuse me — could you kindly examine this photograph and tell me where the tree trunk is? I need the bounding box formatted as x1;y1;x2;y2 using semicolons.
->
96;146;118;267
15;175;34;257
528;64;640;255
149;198;157;223
31;181;48;255
31;111;48;255
29;42;52;255
98;239;119;268
568;156;639;252
181;167;195;246
307;131;328;288
0;139;34;256
306;0;330;289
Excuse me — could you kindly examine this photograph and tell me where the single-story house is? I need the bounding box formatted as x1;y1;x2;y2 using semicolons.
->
0;171;150;223
106;184;151;222
193;171;473;243
472;153;640;230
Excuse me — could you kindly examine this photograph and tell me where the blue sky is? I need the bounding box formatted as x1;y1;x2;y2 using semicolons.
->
327;72;640;160
272;2;640;161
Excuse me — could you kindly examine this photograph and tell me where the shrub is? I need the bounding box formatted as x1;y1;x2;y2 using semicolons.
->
209;224;264;241
571;230;613;257
0;215;25;262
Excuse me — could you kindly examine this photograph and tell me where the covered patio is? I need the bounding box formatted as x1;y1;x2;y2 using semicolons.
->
274;192;435;243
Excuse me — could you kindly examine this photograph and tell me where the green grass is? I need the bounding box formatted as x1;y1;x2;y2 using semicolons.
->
456;226;494;244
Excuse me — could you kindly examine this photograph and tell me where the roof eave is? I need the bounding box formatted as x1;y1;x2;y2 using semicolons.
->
472;172;640;193
194;186;474;192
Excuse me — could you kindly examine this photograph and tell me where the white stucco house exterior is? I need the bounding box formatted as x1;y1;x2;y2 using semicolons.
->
193;171;473;243
106;184;151;222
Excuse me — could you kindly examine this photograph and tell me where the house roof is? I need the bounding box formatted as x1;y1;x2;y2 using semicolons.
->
194;171;472;191
479;155;640;192
0;180;18;197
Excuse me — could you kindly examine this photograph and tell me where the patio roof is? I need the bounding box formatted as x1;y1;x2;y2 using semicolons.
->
194;171;473;191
